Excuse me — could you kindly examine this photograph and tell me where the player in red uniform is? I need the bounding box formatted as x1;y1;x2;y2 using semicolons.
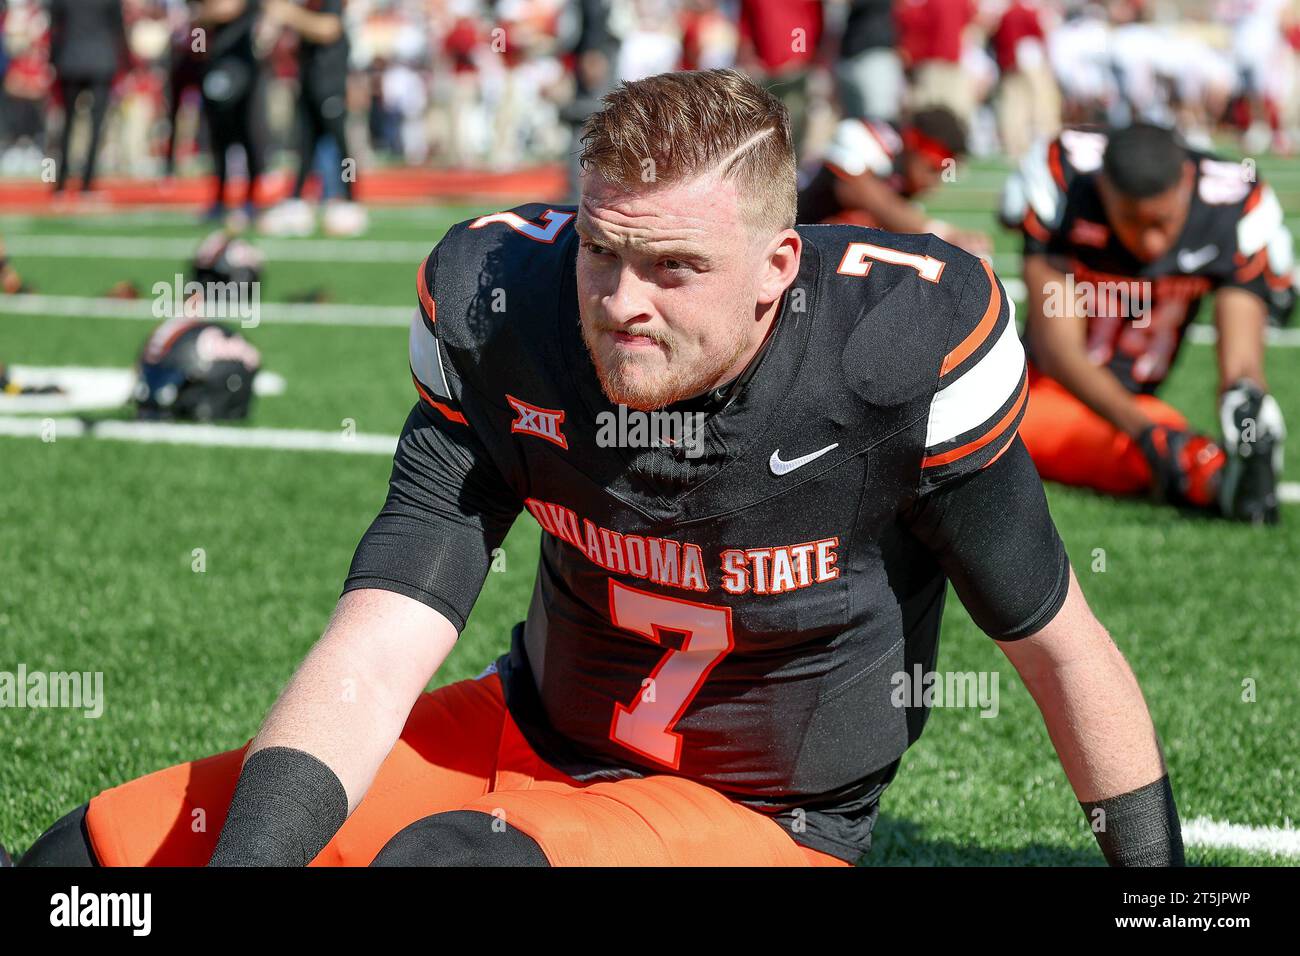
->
1002;124;1293;523
21;72;1182;867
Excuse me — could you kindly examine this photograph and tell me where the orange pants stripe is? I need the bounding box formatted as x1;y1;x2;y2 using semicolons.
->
85;672;849;867
1018;368;1188;495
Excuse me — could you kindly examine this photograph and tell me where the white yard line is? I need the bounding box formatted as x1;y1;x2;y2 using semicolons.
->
1183;817;1300;857
0;415;397;455
0;293;411;327
8;290;1300;344
2;413;1300;504
3;234;432;263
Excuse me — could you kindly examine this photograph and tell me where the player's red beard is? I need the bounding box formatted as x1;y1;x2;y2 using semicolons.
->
578;312;751;412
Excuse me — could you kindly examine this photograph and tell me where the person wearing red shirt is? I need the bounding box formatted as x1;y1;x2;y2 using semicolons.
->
895;0;978;126
737;0;823;152
991;0;1060;158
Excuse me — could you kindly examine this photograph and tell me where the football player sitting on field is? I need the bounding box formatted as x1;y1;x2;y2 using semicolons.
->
1002;124;1294;524
796;107;992;258
22;70;1182;868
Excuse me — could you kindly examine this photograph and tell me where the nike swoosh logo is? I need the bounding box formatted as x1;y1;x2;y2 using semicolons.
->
770;443;839;476
1177;245;1219;272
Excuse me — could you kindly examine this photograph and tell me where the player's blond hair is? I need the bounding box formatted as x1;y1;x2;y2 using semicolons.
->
578;69;797;236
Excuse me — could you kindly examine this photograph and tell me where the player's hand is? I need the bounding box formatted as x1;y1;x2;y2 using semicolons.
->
949;229;993;260
1136;424;1220;506
927;220;993;259
262;0;291;24
1;264;23;295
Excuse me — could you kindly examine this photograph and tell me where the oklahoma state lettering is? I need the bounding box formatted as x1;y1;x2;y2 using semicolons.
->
523;497;840;596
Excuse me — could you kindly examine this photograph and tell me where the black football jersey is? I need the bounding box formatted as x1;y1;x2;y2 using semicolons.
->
1002;127;1297;394
346;205;1071;861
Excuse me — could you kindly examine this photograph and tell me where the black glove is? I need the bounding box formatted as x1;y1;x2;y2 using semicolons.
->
1136;423;1195;503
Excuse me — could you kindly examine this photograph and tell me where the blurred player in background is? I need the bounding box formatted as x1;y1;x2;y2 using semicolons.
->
259;0;368;237
195;0;267;221
1223;0;1293;153
797;107;992;257
48;0;130;197
1002;123;1294;523
0;234;23;294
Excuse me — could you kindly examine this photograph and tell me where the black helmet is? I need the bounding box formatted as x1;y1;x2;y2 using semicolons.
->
193;230;264;290
132;319;261;421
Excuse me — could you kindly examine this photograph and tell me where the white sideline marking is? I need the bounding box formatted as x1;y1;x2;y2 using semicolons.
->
0;365;284;414
1;413;1299;499
0;415;397;455
6;291;1300;345
0;293;411;327
1184;817;1300;857
3;234;431;263
1184;323;1300;346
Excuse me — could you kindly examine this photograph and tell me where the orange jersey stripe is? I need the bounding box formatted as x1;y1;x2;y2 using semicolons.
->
412;375;468;425
1235;249;1268;283
1244;183;1264;213
940;258;1002;377
980;430;1017;470
1023;208;1050;242
417;254;436;322
922;374;1028;469
1047;140;1066;191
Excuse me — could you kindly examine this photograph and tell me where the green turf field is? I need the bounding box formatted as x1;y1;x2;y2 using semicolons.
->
1;157;1297;865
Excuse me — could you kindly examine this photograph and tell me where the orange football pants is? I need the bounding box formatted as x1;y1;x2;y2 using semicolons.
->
84;671;848;867
1019;367;1190;495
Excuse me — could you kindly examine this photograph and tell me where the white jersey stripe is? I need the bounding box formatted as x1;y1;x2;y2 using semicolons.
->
823;118;893;179
1238;185;1285;257
408;308;451;399
926;299;1024;448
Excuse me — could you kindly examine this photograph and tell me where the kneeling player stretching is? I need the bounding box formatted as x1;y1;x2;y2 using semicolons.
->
1002;124;1293;522
24;71;1183;867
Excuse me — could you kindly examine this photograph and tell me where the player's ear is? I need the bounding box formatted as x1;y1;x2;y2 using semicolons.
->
757;229;801;306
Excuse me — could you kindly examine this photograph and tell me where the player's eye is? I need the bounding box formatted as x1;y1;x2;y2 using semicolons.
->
660;258;691;273
582;240;613;257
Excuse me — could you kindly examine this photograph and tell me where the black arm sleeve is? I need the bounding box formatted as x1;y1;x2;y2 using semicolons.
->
901;436;1070;641
342;400;524;632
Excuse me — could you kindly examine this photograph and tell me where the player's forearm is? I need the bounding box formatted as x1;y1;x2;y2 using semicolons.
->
246;590;456;810
1214;287;1268;393
1004;571;1183;864
197;0;246;26
1026;257;1153;437
1019;618;1166;803
834;175;930;233
1043;346;1154;437
210;590;457;865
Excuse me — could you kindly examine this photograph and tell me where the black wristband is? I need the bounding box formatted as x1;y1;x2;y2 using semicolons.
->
1080;774;1185;867
208;746;349;867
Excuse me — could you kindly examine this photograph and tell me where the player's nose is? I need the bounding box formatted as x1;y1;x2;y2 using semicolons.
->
1143;229;1170;261
601;264;656;323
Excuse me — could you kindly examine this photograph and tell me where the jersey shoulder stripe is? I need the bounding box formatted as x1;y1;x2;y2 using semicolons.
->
1000;128;1104;237
921;260;1027;489
407;203;576;425
823;118;896;180
409;248;467;424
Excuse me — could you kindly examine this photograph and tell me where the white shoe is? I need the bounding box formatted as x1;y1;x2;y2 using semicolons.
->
259;199;316;237
321;201;368;238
